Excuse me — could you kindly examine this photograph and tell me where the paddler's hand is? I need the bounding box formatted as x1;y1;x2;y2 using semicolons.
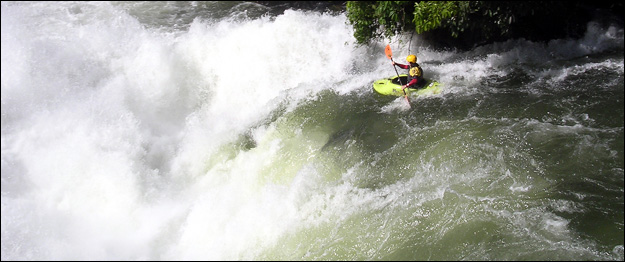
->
401;85;406;90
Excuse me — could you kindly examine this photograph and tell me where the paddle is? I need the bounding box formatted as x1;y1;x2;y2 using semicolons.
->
385;44;410;107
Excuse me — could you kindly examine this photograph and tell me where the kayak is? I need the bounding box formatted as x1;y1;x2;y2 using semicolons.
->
373;74;441;97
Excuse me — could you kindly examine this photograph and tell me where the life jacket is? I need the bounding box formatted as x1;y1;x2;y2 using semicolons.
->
408;62;425;88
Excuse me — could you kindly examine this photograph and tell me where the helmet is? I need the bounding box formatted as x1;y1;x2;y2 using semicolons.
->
406;54;417;63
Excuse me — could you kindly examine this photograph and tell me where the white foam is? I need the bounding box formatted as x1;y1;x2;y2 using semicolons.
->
2;2;622;260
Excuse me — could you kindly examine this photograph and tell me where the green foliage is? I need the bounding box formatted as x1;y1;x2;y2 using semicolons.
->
346;1;592;47
345;1;378;45
411;1;530;39
346;1;412;44
412;1;461;35
346;1;469;44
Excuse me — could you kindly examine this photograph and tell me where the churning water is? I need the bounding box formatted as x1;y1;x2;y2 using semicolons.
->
2;1;623;260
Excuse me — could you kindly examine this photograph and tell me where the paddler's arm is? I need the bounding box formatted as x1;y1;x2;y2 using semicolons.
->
401;78;418;90
392;61;410;69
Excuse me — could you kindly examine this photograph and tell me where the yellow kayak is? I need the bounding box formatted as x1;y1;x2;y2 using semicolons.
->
373;74;441;97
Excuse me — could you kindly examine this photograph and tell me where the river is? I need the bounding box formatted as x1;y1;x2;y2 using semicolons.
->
1;1;623;260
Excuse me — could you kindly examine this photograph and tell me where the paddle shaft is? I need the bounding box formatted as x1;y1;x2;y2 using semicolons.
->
385;44;410;106
390;57;408;97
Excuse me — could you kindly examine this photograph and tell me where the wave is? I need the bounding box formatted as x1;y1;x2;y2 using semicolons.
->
2;2;623;260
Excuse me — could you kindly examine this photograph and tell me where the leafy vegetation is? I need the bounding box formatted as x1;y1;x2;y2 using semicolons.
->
346;1;621;49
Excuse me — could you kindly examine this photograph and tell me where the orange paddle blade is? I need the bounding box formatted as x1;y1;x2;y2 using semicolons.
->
385;44;393;59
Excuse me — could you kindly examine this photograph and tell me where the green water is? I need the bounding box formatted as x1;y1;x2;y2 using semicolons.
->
1;1;622;260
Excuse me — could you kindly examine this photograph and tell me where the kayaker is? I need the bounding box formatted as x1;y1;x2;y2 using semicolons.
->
392;54;425;91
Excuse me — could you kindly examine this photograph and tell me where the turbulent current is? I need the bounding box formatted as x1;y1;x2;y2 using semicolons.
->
1;1;623;260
